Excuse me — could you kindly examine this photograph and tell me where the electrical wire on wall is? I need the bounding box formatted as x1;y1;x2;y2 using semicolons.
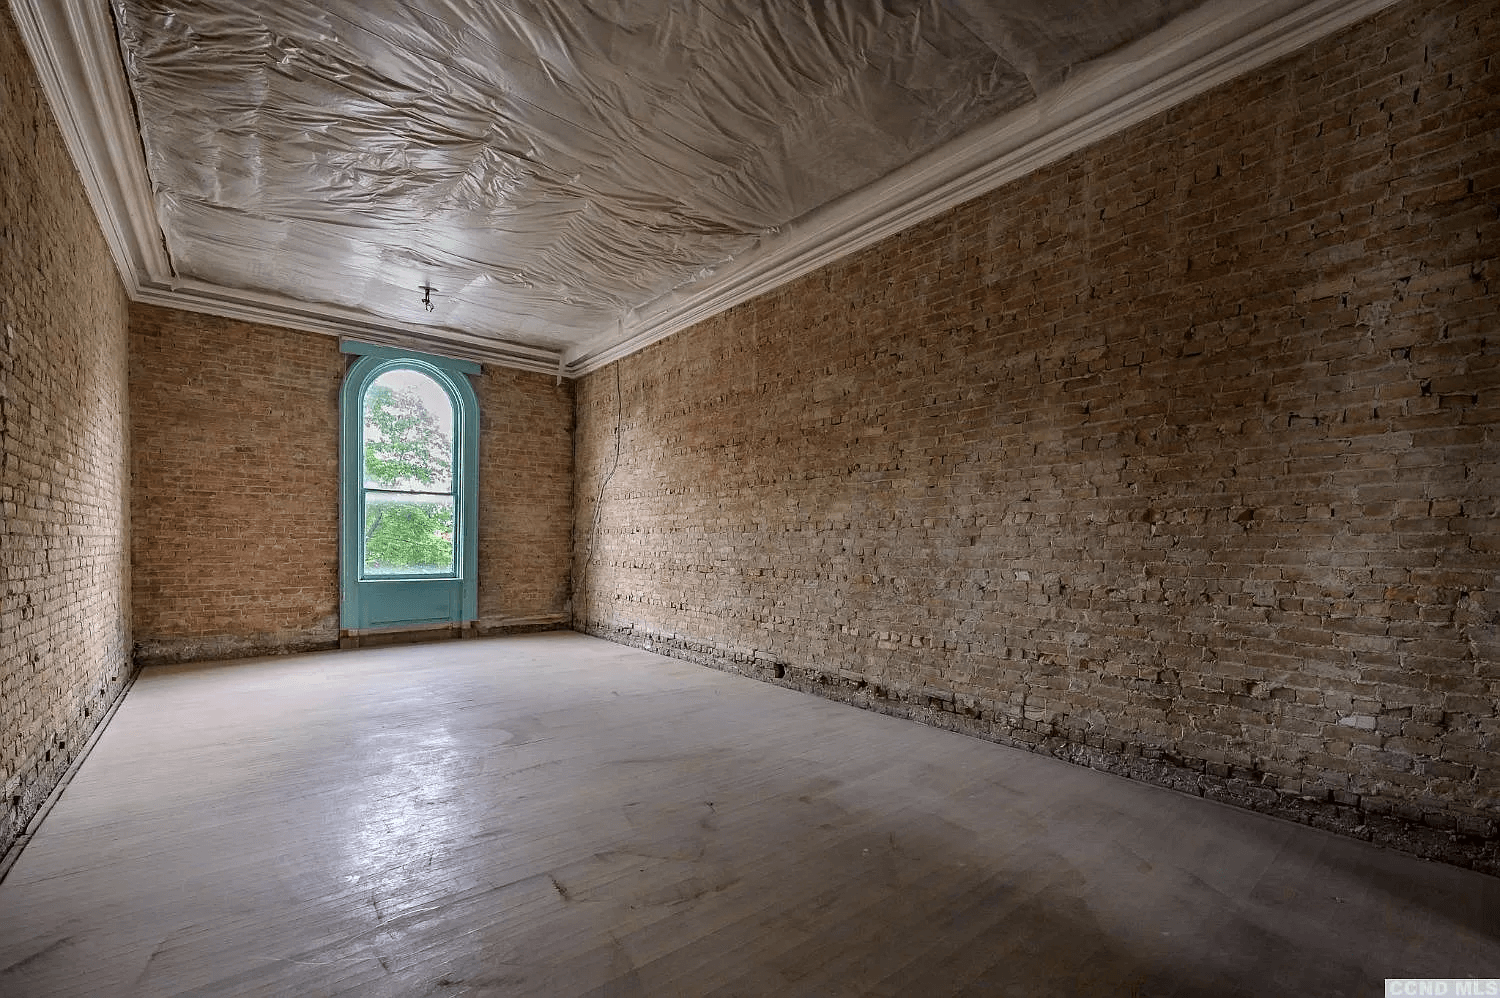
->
574;363;623;631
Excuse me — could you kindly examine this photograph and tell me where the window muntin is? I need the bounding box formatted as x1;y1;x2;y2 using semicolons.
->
360;368;457;577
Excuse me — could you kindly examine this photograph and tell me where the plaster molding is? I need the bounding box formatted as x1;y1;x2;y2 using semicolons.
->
10;0;570;374
14;0;1400;377
134;279;563;375
9;0;169;284
561;0;1403;375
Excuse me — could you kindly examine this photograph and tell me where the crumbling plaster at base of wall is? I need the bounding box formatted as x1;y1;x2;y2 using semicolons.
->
582;621;1500;877
133;620;340;668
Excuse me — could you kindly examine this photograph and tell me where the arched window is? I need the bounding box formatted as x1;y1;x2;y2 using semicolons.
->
339;343;479;631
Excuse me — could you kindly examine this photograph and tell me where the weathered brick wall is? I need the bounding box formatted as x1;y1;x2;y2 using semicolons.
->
1;7;133;859
130;305;344;663
476;367;574;632
574;0;1499;872
131;305;574;659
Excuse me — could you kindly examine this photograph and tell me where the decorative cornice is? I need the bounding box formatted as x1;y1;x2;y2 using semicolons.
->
14;0;1401;379
560;0;1403;376
133;279;563;375
9;0;566;375
9;0;168;284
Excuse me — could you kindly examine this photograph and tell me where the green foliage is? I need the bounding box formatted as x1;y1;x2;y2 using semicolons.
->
363;384;451;488
364;500;454;574
362;382;455;573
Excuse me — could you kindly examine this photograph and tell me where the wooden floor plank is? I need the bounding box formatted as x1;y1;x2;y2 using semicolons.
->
0;632;1496;996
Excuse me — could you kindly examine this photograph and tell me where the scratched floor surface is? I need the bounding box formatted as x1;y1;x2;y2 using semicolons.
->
0;631;1496;996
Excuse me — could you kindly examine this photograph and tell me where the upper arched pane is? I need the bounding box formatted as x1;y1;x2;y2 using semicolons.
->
362;368;455;491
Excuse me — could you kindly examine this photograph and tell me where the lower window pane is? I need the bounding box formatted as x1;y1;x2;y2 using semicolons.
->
363;492;456;576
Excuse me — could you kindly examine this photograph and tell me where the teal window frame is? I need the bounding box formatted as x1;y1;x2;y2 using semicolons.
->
339;342;480;630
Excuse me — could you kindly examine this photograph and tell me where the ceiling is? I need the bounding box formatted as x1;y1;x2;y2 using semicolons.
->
14;0;1397;375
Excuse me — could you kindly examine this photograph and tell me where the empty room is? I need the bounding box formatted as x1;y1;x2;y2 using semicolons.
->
2;0;1497;994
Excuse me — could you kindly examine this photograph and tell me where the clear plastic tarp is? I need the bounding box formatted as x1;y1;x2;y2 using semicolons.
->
113;0;1203;350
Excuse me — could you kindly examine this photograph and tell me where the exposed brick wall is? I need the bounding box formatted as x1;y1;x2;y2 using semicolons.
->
476;367;574;632
131;305;574;659
129;305;343;663
574;0;1499;872
1;7;133;859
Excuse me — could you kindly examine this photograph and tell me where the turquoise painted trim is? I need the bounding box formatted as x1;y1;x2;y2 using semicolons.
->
339;339;481;375
340;352;480;629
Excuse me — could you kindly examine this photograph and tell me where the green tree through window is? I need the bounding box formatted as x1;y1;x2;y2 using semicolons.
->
362;373;456;575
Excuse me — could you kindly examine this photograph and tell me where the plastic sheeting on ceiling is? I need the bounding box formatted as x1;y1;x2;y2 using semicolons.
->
113;0;1204;353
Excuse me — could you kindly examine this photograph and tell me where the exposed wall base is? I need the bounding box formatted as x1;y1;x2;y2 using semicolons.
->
340;617;569;650
476;614;570;637
136;625;339;666
581;623;1500;879
340;623;472;650
1;661;139;880
136;618;571;663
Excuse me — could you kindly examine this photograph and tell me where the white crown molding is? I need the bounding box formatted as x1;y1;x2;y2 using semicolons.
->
11;0;567;375
15;0;1400;379
134;279;564;375
9;0;169;285
560;0;1403;376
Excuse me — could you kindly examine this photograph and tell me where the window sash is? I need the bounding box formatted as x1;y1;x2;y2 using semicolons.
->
361;491;457;579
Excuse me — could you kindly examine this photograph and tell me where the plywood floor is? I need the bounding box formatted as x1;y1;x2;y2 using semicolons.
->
1;632;1496;996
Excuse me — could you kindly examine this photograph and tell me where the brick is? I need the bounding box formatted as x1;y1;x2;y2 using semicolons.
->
129;309;576;661
476;367;575;631
1;5;132;859
571;0;1500;871
128;306;343;662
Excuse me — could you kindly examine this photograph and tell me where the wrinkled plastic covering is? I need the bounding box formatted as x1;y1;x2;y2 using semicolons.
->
113;0;1203;351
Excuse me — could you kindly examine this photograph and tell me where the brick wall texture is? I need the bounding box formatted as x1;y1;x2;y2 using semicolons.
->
573;0;1500;872
1;7;133;859
129;305;344;664
130;306;575;662
476;367;574;632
